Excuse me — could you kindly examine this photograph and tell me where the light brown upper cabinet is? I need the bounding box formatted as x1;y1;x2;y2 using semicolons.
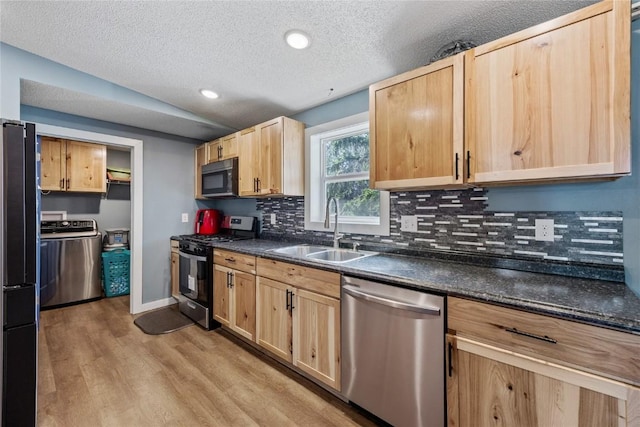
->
194;143;207;199
465;0;630;184
238;126;258;196
207;133;238;163
370;53;464;190
40;137;107;193
369;0;631;191
238;116;304;197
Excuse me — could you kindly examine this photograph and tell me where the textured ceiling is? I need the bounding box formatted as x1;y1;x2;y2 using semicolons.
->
1;1;597;140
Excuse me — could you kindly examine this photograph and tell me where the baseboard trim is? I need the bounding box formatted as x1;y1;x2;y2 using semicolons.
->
136;297;176;314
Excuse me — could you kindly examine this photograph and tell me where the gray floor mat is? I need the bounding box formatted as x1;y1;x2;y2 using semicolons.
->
134;304;194;335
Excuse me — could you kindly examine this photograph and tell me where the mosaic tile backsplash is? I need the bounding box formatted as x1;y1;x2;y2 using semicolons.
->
256;189;623;268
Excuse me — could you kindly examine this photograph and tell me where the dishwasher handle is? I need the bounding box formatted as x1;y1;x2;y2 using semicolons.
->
343;285;441;316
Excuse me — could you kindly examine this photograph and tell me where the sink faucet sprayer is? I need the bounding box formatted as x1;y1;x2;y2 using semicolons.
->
324;197;343;248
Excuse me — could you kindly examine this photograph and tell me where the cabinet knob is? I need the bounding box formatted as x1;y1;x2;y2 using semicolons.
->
513;150;522;156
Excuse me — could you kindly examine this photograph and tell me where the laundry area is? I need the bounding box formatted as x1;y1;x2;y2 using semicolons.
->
39;143;132;311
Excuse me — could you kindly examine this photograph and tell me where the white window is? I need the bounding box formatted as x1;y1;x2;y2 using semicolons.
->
304;112;390;236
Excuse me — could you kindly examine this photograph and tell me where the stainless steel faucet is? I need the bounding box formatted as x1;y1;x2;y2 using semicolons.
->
324;197;343;248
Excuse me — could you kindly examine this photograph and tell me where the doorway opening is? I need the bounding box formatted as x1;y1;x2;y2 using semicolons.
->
35;123;144;314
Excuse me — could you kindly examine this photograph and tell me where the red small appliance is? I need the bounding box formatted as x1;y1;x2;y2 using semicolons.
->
194;209;222;235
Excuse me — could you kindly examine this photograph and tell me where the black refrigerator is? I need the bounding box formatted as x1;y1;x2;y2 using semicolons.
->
1;120;37;426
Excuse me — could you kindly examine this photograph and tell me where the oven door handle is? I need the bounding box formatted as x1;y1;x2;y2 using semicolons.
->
178;250;207;263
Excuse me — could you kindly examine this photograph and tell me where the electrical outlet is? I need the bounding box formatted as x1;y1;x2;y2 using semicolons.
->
181;213;189;223
270;213;276;225
400;215;418;232
535;218;555;242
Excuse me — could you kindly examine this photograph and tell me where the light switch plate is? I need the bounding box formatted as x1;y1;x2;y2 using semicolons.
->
400;215;418;232
270;213;276;225
535;218;554;242
181;213;189;223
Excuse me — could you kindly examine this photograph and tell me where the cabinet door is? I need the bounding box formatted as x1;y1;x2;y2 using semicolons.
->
194;143;207;199
449;335;640;427
170;251;179;298
238;127;259;196
466;1;630;184
65;140;106;192
220;133;238;160
292;288;340;391
40;137;65;191
206;140;221;163
231;270;256;341
370;54;464;190
257;118;283;195
256;277;292;362
212;265;230;327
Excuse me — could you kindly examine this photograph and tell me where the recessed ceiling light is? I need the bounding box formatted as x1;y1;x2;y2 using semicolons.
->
199;89;219;99
285;30;311;49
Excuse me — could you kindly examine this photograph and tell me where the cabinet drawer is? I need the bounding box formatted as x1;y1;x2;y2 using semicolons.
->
257;258;340;298
213;249;256;274
448;297;640;386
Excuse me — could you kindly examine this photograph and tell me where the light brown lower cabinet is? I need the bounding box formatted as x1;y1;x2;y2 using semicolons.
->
255;277;292;361
447;335;640;427
446;295;640;427
212;264;256;341
292;287;340;389
256;258;341;391
170;241;179;299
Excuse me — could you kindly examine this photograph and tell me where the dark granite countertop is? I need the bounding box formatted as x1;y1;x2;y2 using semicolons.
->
176;237;640;335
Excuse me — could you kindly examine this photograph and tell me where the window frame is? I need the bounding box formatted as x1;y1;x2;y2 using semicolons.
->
304;112;390;236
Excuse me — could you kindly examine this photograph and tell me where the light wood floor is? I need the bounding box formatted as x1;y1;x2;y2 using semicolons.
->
38;296;379;427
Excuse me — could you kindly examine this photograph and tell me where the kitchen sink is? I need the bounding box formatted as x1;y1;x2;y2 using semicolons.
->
267;244;377;264
268;244;333;257
306;249;372;263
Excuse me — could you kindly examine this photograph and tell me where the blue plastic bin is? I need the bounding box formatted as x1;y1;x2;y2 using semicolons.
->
101;249;130;297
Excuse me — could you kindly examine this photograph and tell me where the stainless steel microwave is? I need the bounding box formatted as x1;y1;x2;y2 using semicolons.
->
201;158;238;197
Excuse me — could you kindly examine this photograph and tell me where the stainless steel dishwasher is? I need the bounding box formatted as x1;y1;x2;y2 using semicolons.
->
342;276;445;427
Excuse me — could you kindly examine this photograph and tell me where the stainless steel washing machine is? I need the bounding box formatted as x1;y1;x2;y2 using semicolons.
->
40;219;102;308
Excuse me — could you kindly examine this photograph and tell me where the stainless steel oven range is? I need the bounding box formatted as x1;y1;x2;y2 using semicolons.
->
177;215;257;329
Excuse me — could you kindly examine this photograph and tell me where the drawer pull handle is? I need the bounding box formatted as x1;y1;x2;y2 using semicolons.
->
224;257;236;263
506;327;557;344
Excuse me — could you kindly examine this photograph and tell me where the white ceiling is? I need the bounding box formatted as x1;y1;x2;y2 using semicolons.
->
1;0;596;141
